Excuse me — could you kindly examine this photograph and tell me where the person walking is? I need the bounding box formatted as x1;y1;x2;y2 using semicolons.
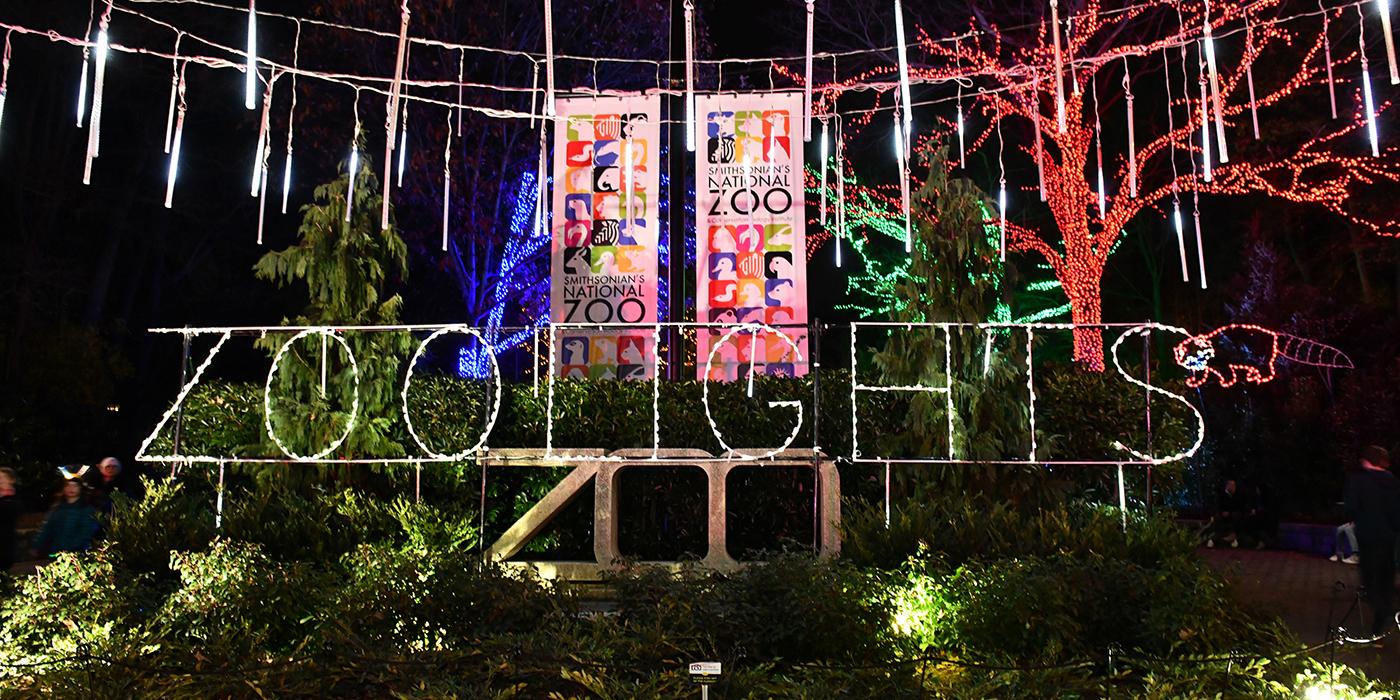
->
34;478;99;558
1344;445;1400;638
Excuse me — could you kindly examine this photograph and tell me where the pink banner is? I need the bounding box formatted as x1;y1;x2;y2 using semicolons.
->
695;92;809;381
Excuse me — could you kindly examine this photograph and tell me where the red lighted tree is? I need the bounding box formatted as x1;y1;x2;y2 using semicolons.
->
832;0;1400;369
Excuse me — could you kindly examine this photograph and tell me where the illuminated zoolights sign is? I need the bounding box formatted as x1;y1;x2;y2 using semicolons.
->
136;322;1221;467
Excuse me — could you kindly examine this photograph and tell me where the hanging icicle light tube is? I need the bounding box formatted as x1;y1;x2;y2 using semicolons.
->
245;0;257;110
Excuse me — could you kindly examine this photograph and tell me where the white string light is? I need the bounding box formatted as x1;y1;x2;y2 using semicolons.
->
263;328;361;461
1193;189;1207;289
892;110;911;253
1092;75;1106;217
804;0;815;141
1116;462;1127;531
164;64;186;209
542;0;555;116
894;0;913;145
281;21;298;214
441;105;452;251
1244;16;1260;139
535;118;547;238
244;0;256;110
396;99;409;187
1379;0;1399;84
251;78;271;196
401;326;501;459
995;94;1007;261
0;31;10;136
134;331;230;462
1322;3;1338;119
1032;75;1045;201
77;0;94;128
381;3;411;231
163;34;181;153
1202;1;1228;162
1026;327;1036;461
684;0;696;151
834;115;845;267
1169;43;1192;283
1051;0;1066;132
1123;56;1137;198
346;94;360;222
215;460;225;528
1197;43;1212;183
954;37;964;167
1109;324;1205;464
255;138;269;243
1360;4;1381;157
818;116;828;226
82;7;111;186
701;323;805;461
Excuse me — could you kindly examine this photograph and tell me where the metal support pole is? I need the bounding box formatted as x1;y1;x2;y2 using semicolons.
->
666;0;688;381
1143;330;1153;512
170;332;192;478
810;319;822;552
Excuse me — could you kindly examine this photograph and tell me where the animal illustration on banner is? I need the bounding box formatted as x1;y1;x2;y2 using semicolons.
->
695;92;809;381
1172;324;1354;388
550;94;661;379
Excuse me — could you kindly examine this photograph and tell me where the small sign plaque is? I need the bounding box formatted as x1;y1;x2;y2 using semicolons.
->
689;661;722;685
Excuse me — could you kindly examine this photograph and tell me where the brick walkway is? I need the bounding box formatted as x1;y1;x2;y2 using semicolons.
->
1201;547;1400;682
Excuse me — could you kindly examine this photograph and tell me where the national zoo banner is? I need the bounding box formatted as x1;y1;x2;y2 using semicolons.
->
550;94;661;380
695;91;810;381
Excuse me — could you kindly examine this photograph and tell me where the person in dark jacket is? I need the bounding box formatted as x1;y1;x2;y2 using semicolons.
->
1343;445;1400;637
0;468;20;571
34;478;99;557
1205;479;1248;548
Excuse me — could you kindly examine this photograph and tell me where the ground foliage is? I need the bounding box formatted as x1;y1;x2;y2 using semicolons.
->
0;481;1393;698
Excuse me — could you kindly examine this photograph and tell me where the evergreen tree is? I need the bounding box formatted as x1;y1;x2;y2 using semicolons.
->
254;149;413;475
873;147;1041;497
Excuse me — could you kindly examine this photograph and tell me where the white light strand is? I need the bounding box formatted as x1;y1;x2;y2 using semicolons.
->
1322;3;1338;119
396;99;409;187
1067;17;1080;96
455;49;464;132
251;78;271;196
528;62;539;127
134;331;230;462
1164;46;1189;283
701;324;805;461
1123;56;1137;198
835;115;845;267
995;95;1007;261
893;110;912;253
1116;463;1127;531
1032;75;1046;201
401;326;501;460
746;328;757;398
215;460;225;528
441;106;452;251
982;332;994;376
894;0;913;144
245;0;256;110
281;21;298;214
255;140;269;243
1244;16;1260;139
1379;0;1399;84
163;34;181;153
381;3;411;231
804;0;815;141
1109;324;1206;465
263;328;361;462
624;124;635;225
164;65;186;209
1051;0;1066;132
1092;76;1106;217
535;118;548;239
82;9;110;186
684;0;696;151
0;31;10;136
956;84;965;167
346;97;360;223
1360;5;1382;156
1193;190;1207;289
1202;2;1228;162
1026;327;1037;461
542;0;555;116
1198;44;1212;183
819;116;828;225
